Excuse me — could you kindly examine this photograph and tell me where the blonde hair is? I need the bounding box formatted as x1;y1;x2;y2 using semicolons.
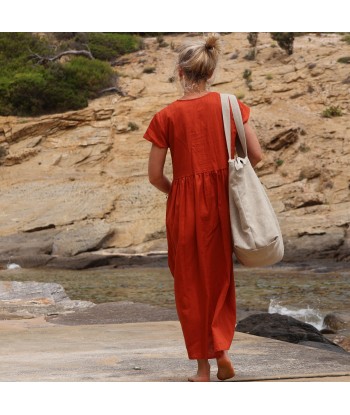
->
176;33;221;83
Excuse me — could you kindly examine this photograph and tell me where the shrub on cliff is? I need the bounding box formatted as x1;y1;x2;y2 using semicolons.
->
270;32;295;55
54;32;142;62
0;32;131;116
0;57;114;116
4;71;87;116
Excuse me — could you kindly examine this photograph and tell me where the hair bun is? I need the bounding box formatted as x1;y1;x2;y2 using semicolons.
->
205;34;220;52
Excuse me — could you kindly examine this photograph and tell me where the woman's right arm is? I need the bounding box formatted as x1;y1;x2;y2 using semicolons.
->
244;122;263;167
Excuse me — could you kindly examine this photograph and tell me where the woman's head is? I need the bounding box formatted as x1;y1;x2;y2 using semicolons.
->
176;33;221;89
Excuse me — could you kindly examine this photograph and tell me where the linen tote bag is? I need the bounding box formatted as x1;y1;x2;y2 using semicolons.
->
220;93;284;267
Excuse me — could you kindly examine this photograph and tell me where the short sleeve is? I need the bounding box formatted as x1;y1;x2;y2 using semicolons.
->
237;99;250;124
143;111;169;148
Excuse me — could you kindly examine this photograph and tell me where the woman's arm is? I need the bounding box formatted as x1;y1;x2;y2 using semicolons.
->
244;122;263;167
148;144;172;194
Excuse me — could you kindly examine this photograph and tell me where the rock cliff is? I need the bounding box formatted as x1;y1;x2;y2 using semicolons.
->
0;33;349;267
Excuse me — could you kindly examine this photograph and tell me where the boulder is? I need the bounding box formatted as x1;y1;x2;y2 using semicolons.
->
52;221;113;256
323;313;350;331
236;313;347;353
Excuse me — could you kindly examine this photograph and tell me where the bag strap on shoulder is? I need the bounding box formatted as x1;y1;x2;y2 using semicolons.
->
220;93;248;159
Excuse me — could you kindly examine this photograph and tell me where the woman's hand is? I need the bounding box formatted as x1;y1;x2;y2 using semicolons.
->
148;144;172;194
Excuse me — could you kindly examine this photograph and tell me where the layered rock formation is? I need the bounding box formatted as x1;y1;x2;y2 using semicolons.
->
0;281;94;319
0;33;349;267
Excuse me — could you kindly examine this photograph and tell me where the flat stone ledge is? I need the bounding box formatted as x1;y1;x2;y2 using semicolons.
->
0;319;349;382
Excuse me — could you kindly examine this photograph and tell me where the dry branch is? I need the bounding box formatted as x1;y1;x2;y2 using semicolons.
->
98;87;127;97
29;49;94;65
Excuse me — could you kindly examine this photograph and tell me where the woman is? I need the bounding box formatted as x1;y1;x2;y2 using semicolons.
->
143;34;262;382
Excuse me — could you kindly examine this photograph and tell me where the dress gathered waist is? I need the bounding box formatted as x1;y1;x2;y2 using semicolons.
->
173;166;228;182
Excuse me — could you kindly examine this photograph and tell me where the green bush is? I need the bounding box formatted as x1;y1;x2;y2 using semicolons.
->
64;57;115;97
244;50;256;61
143;66;156;74
337;56;350;64
128;121;139;131
85;33;142;61
0;32;51;62
0;32;123;116
270;32;295;55
243;69;252;80
247;33;258;48
321;106;343;118
2;66;89;116
341;34;350;45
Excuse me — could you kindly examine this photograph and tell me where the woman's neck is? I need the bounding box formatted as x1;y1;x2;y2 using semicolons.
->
181;78;208;99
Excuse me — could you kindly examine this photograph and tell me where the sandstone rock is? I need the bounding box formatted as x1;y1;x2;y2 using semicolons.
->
299;166;321;180
336;225;350;261
284;72;306;83
266;127;301;150
0;281;94;319
273;85;294;93
249;81;267;91
284;192;325;210
1;33;350;265
236;313;346;353
4;148;40;166
52;221;113;256
0;181;116;236
0;229;57;259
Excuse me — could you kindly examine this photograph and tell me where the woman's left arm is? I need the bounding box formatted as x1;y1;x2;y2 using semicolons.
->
148;144;171;194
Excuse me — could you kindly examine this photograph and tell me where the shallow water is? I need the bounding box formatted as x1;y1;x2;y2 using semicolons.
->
1;262;349;325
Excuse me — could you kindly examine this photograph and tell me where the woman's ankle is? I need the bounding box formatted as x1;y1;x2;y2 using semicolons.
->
215;350;228;360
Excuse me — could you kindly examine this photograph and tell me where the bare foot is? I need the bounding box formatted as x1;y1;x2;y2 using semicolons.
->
216;351;235;381
188;361;211;382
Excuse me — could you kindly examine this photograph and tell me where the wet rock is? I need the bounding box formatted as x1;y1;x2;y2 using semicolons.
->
323;313;350;331
333;334;350;352
0;281;94;319
46;252;168;270
236;313;346;353
0;255;53;269
46;301;178;325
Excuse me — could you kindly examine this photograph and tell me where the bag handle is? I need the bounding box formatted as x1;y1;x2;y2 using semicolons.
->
220;93;248;159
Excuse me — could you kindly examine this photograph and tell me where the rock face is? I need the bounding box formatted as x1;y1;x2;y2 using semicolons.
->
236;313;347;353
0;33;350;266
0;281;94;319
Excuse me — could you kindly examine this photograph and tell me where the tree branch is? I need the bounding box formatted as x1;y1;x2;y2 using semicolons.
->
98;86;127;97
28;49;94;65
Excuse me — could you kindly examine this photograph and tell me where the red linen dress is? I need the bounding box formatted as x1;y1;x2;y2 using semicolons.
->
144;91;250;359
